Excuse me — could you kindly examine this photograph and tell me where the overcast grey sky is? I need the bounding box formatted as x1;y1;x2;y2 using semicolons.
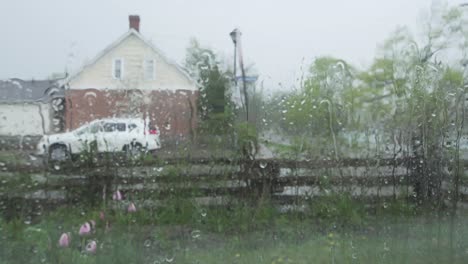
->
0;0;464;89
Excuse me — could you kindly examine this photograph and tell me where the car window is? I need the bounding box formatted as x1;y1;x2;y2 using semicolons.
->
104;122;126;132
89;122;102;133
75;125;89;135
128;123;137;131
103;122;116;132
116;123;126;132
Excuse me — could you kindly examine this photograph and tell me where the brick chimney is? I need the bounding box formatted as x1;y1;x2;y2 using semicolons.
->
129;15;140;32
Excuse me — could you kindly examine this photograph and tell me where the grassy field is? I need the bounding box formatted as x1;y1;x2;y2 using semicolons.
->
1;203;468;264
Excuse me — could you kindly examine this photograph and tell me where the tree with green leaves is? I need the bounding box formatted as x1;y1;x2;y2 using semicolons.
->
184;38;234;136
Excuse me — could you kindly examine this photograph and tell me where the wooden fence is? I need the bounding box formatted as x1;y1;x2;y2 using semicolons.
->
1;157;466;218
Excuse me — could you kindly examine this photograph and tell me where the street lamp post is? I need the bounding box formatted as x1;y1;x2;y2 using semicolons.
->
230;30;237;87
230;28;249;123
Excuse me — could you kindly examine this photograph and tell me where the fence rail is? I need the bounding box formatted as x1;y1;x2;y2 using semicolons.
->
1;157;466;218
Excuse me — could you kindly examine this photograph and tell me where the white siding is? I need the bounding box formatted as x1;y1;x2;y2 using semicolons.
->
69;34;196;91
0;103;51;135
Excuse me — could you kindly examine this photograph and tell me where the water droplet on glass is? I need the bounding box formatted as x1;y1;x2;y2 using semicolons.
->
53;164;60;170
191;229;201;239
144;239;152;248
259;162;268;169
165;256;175;263
383;242;390;251
200;210;207;217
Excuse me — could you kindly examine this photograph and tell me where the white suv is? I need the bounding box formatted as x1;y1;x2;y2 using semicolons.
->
36;118;161;160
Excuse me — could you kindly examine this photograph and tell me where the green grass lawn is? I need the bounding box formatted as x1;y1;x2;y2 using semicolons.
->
1;204;468;264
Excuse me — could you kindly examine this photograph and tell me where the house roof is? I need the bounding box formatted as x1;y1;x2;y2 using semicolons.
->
62;29;195;88
0;78;64;103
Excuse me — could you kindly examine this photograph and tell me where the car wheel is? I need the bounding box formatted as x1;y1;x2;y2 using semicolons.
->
49;144;70;162
125;142;144;159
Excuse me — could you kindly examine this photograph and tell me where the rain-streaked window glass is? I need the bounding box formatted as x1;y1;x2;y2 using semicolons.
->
2;1;468;263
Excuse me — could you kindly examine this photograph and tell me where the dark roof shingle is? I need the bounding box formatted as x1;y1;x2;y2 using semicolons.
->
0;79;64;103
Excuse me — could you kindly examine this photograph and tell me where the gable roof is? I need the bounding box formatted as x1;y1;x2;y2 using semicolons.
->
62;29;195;87
0;78;64;103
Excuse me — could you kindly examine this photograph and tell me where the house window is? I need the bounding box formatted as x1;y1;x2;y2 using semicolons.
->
113;59;123;79
144;59;155;80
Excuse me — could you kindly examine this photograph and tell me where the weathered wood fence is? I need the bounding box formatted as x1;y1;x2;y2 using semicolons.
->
1;157;466;218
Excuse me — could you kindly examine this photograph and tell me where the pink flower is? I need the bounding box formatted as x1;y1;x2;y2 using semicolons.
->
99;211;105;221
127;202;137;213
79;222;91;236
112;190;122;201
85;240;97;254
58;233;70;248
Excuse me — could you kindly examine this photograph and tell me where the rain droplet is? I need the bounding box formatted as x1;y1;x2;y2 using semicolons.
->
259;162;268;169
191;230;201;239
144;239;152;248
200;210;207;217
165;256;175;263
53;164;60;170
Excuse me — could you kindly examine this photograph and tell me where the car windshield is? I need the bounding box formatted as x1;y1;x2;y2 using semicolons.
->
2;1;468;263
74;124;89;135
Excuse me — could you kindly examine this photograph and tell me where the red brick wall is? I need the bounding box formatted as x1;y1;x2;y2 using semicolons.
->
64;89;198;139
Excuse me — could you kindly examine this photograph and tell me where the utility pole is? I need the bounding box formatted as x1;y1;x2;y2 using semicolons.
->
230;28;249;123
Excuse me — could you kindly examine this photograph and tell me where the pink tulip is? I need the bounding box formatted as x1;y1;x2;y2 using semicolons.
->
79;222;91;236
85;240;97;254
99;211;105;221
127;202;137;213
58;233;70;248
112;190;122;201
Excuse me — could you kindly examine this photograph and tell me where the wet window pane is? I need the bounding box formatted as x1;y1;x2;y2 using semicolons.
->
2;2;468;263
